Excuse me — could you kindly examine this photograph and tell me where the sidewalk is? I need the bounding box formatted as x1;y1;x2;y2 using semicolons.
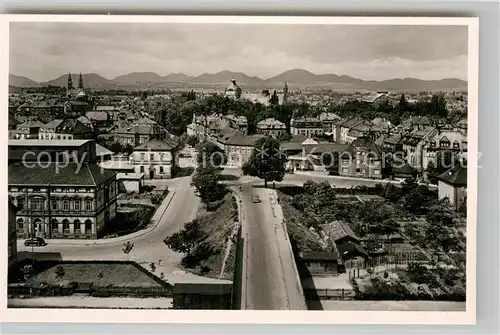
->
268;189;307;310
8;296;173;309
24;189;176;246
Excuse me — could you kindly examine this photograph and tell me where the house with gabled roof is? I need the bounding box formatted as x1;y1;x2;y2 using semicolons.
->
437;165;467;211
131;138;180;179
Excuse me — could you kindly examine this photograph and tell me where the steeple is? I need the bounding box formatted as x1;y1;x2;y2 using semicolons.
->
78;73;84;89
283;81;289;104
67;73;73;90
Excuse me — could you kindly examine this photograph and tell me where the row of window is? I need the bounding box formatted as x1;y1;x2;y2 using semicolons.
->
17;218;93;233
138;153;170;161
428;140;466;148
139;166;166;173
341;168;380;175
16;198;93;211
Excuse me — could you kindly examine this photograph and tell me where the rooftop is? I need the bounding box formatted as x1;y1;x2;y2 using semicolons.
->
8;139;92;147
133;138;179;151
438;165;467;187
8;162;116;186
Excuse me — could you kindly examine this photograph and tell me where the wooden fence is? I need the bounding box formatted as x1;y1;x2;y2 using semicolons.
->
304;288;355;301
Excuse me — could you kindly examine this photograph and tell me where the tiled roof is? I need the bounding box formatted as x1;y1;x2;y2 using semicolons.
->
96;143;114;157
226;134;264;147
9;139;92;147
438;165;467;187
133;138;179;151
17;120;44;128
257;118;286;128
95;106;116;111
336;241;369;258
8;162;116;186
300;251;339;261
324;221;358;242
347;137;383;157
41;119;64;130
86;111;109;121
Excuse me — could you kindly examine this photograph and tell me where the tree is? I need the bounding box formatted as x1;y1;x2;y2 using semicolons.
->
191;167;227;210
186;135;199;147
242;136;287;188
398;94;409;113
55;265;65;279
122;241;134;261
164;219;206;257
269;90;279;105
195;141;227;168
425;150;457;184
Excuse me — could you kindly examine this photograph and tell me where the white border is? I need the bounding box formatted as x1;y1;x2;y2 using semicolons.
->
0;15;478;325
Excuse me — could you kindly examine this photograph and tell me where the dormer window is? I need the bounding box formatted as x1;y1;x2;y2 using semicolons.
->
453;140;459;149
430;140;436;147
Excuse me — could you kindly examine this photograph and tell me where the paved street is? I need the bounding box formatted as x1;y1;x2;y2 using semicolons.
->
239;185;306;310
16;176;227;284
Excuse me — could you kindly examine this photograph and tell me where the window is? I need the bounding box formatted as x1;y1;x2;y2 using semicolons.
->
17;219;24;229
51;220;58;232
374;169;380;174
63;221;70;232
140;153;145;161
31;199;44;210
140;166;145;173
63;200;69;211
430;141;436;147
160;153;164;161
159;166;164;173
74;199;81;211
51;200;58;210
453;141;460;149
342;168;349;173
85;200;92;211
150;153;154;161
17;198;25;210
342;160;349;165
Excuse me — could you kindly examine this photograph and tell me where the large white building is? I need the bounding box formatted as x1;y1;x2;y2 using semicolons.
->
131;138;180;179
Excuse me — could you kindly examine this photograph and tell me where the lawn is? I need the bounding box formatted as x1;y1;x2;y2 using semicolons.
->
26;262;163;288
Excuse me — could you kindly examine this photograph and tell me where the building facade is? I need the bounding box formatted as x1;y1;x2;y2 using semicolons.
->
256;118;286;137
8;202;18;269
8;163;117;239
39;118;94;140
339;137;383;179
131;138;180;179
290;117;324;137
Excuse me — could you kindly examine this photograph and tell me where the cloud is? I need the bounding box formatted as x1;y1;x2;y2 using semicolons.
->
43;44;66;56
9;22;469;82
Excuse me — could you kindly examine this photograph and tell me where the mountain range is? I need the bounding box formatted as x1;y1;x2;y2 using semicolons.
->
9;69;467;92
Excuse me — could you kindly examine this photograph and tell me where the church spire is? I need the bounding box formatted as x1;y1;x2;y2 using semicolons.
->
78;73;84;89
67;73;73;90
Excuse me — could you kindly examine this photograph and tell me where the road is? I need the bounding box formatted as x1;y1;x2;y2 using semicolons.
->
16;176;225;284
240;185;306;310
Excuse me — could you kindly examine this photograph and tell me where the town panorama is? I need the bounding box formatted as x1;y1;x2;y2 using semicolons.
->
7;22;468;312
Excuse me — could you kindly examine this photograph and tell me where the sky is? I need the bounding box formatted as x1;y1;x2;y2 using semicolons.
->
9;22;469;82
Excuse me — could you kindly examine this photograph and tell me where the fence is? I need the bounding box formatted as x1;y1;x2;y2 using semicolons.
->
369;252;429;267
304;288;355;300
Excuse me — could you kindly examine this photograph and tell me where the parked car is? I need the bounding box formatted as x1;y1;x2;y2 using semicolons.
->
252;195;261;203
24;237;47;247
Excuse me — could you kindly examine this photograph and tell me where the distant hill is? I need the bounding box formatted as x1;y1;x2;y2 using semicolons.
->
9;74;39;87
113;72;165;83
10;69;468;92
41;73;114;89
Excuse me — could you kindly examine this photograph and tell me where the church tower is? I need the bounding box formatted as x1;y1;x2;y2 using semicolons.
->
78;73;84;89
67;73;73;90
283;81;289;104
